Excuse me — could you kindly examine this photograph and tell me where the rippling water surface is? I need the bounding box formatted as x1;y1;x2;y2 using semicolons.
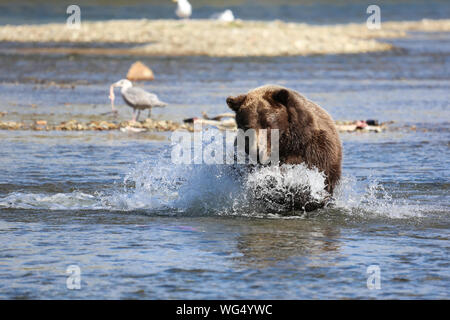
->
0;15;449;298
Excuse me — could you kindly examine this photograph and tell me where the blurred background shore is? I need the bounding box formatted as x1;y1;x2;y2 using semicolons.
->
0;0;448;126
1;0;449;57
1;19;449;57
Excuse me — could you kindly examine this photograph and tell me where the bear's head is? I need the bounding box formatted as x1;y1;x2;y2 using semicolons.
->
226;85;315;163
226;85;291;133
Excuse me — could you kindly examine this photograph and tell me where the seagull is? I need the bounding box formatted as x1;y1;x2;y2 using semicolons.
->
173;0;192;19
109;79;167;122
210;9;234;22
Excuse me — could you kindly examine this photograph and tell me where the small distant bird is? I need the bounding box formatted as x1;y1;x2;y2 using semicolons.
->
173;0;192;19
109;79;167;122
210;9;234;22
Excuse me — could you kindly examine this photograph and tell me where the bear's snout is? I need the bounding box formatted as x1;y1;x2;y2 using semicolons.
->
226;94;246;112
226;97;237;110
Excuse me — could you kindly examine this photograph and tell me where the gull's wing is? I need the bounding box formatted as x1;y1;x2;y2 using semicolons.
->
122;87;167;108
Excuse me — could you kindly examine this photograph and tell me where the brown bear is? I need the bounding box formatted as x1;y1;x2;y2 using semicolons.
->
226;85;342;211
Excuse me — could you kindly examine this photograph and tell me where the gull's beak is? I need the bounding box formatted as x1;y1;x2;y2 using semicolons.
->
172;0;178;2
112;81;121;87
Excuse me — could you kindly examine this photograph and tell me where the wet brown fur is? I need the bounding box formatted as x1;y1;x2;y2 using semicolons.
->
227;85;342;195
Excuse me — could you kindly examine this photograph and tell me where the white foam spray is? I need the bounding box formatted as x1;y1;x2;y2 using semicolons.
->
0;137;437;219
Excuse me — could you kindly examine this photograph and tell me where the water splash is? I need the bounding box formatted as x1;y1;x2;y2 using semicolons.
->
0;152;435;219
333;175;426;219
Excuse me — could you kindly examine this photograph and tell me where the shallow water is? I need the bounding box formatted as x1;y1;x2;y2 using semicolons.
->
0;24;449;298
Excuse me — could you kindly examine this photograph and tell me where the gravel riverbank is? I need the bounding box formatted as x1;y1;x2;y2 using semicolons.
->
1;19;449;56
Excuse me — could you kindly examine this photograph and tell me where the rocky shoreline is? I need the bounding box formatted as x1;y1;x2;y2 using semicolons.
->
0;19;449;57
0;118;190;132
0;118;402;133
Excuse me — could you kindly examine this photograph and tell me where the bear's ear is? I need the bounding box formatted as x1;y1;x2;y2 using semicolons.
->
226;94;246;112
272;88;290;107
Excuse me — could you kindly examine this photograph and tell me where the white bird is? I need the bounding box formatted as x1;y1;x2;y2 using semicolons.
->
109;79;167;122
173;0;192;19
210;9;234;22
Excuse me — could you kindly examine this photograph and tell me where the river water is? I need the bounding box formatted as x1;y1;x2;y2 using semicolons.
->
0;2;449;299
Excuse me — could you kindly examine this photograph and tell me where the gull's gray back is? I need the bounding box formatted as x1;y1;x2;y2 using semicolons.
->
122;87;166;109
